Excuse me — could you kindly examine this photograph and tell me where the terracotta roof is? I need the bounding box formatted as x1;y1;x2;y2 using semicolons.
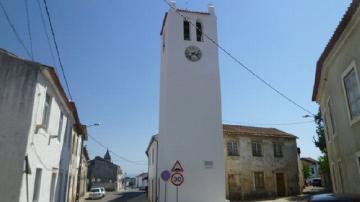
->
312;0;360;101
301;157;318;164
223;124;297;139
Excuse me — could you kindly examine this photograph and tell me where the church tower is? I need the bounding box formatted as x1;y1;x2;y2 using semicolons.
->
104;149;111;162
158;2;226;202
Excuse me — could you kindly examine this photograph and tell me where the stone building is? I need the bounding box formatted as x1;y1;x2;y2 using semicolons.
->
0;49;87;202
146;124;300;201
224;124;300;200
312;0;360;194
87;150;123;191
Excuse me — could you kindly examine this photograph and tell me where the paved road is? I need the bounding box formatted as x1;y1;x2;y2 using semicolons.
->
83;191;147;202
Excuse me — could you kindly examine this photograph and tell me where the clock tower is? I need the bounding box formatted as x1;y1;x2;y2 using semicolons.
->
158;2;226;202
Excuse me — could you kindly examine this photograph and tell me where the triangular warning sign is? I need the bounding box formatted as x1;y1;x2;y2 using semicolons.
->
171;160;184;173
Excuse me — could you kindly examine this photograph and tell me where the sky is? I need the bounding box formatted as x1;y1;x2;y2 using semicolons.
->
0;0;352;175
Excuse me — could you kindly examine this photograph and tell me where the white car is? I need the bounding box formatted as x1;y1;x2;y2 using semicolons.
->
89;188;103;199
100;187;106;196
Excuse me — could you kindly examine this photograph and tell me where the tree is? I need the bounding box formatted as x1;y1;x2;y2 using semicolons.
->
303;164;311;179
313;108;332;190
313;109;326;153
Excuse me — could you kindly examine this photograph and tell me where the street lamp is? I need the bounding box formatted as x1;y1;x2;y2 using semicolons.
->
86;123;101;128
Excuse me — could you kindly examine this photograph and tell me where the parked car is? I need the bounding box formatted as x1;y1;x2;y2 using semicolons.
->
89;188;103;199
308;193;360;202
310;178;322;187
100;187;106;196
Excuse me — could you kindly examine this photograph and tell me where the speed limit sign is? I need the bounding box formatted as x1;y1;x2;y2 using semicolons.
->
171;173;184;186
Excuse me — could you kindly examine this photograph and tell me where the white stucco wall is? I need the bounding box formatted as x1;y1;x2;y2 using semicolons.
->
147;136;158;202
316;6;360;194
158;4;226;202
0;51;39;202
18;70;74;202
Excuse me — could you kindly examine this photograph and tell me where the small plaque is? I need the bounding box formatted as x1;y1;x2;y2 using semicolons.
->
204;161;214;168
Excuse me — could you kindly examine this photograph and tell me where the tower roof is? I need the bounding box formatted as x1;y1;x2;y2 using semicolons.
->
104;149;111;162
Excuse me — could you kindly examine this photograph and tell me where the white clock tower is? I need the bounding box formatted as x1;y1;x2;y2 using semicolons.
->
158;2;226;202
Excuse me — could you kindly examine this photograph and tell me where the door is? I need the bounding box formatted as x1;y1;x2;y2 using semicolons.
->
228;174;241;200
276;173;286;197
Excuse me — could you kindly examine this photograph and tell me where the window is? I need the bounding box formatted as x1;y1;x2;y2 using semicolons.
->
343;67;360;120
32;168;42;202
227;140;239;156
196;21;203;42
254;172;264;190
183;20;190;40
42;94;52;130
327;99;336;135
49;172;57;202
273;143;283;158
311;167;315;174
252;142;262;157
338;161;344;192
323;112;330;142
57;112;64;141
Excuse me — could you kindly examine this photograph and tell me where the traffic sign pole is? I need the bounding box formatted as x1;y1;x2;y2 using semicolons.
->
176;186;178;202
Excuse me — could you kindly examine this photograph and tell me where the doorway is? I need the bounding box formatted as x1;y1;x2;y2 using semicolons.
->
276;173;286;197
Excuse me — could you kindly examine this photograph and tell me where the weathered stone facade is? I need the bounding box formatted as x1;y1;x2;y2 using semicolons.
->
224;124;300;201
87;151;123;191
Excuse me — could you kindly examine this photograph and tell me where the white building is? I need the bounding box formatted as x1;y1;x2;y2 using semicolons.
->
156;2;226;202
135;172;148;190
312;0;360;194
301;157;320;180
0;49;86;202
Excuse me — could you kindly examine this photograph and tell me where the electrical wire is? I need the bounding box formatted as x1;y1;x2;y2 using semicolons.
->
42;0;73;100
162;0;315;116
88;134;147;165
35;0;57;70
24;0;34;60
0;1;32;58
223;119;314;126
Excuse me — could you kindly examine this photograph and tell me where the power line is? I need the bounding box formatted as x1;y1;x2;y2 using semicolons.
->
42;0;73;100
0;1;32;58
162;0;315;116
223;120;314;126
35;0;57;69
88;134;147;165
24;0;34;60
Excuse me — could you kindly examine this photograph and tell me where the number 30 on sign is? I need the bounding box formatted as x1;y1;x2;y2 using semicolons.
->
171;173;184;186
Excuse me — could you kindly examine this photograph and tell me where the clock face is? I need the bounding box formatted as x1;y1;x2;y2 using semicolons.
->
185;46;202;62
